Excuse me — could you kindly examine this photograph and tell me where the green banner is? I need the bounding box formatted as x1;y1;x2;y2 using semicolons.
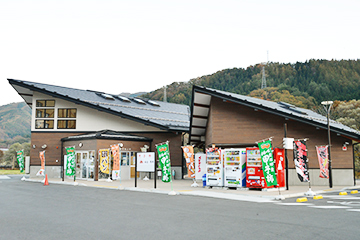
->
258;140;277;187
16;150;25;173
65;146;76;176
156;142;171;183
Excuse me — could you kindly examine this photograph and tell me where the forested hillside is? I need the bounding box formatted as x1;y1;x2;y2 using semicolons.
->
0;102;31;146
142;59;360;108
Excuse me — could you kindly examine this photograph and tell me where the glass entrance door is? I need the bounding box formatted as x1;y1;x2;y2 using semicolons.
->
75;150;95;180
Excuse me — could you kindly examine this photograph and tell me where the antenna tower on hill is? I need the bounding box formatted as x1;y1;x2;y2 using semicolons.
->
261;51;269;89
261;62;267;89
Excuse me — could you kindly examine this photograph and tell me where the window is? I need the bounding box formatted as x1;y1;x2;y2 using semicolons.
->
36;100;55;107
58;109;77;118
35;120;54;129
58;120;76;129
36;109;54;118
35;99;55;129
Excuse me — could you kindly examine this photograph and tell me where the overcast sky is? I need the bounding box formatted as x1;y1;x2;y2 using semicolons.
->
1;0;359;106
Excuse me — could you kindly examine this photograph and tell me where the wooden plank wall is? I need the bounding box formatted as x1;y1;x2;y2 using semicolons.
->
206;97;354;169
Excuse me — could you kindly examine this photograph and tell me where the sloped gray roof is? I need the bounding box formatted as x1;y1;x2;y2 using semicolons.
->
191;85;360;141
8;79;190;132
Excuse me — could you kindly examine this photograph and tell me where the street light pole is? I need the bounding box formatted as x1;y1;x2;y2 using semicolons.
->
321;101;333;188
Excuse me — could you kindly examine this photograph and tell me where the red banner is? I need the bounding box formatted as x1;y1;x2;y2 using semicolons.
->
274;148;285;188
316;146;329;179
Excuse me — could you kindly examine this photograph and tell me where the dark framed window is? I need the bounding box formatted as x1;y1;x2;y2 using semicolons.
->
35;120;54;129
58;109;77;118
36;109;54;118
36;100;55;107
58;120;76;129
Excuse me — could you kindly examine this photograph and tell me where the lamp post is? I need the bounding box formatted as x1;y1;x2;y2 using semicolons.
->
321;101;333;188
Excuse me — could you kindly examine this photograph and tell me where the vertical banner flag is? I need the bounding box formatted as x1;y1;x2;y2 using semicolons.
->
65;146;76;176
316;146;329;179
16;149;25;173
293;140;309;182
99;149;110;174
181;146;195;178
111;144;120;179
156;142;171;183
36;150;46;176
258;140;278;187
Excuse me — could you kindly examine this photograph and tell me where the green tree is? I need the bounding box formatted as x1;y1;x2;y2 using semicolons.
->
1;142;30;167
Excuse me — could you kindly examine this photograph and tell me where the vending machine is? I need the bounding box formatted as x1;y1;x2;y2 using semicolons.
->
245;147;264;188
246;147;286;189
205;148;223;187
223;148;246;188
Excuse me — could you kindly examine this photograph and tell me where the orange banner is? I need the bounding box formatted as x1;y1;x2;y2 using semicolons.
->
111;144;120;171
182;146;195;178
36;151;46;176
40;151;45;170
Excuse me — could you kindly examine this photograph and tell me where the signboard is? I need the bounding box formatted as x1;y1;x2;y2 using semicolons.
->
111;144;120;180
181;146;195;178
99;149;110;174
195;153;206;180
156;142;171;183
136;152;155;172
293;140;309;182
258;140;277;187
316;145;329;179
65;146;76;176
16;150;25;173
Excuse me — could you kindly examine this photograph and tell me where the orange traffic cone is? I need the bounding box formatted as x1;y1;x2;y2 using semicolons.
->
44;174;49;186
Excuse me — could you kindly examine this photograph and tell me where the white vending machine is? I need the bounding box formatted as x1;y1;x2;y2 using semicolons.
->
205;148;223;187
224;148;246;188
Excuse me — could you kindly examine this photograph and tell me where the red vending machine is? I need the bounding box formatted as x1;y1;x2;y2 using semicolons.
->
246;147;285;189
245;147;264;188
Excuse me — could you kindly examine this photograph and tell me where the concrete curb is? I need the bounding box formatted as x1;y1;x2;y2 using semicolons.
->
21;177;358;202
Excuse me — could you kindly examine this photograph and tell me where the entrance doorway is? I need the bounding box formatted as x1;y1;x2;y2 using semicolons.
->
75;150;95;180
119;151;138;178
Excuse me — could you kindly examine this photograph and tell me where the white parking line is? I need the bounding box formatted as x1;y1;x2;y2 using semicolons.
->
0;176;10;179
275;203;314;206
308;206;351;209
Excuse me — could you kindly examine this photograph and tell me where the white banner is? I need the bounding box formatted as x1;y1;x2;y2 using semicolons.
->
195;153;206;180
136;152;155;172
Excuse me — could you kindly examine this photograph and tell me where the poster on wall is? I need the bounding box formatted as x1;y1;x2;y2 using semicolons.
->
195;153;206;180
258;140;277;187
65;146;76;176
99;149;110;174
293;140;309;182
136;152;155;172
16;149;25;173
111;144;120;179
181;146;195;178
36;150;46;176
156;142;171;183
316;146;329;179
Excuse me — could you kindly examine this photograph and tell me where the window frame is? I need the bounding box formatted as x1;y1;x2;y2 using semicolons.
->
35;120;54;129
57;120;76;129
58;108;77;118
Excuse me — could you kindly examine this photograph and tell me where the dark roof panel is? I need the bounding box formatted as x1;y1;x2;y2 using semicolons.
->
8;79;190;132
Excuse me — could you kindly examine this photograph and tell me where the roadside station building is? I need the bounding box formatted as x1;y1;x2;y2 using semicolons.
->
8;79;190;180
189;86;360;186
